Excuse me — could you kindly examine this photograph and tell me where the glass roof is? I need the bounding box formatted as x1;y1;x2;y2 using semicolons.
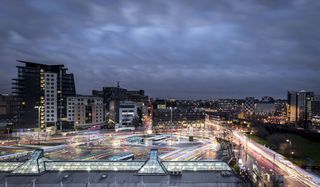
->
0;149;232;175
45;161;145;171
137;149;167;175
163;161;231;171
11;149;45;174
0;162;23;172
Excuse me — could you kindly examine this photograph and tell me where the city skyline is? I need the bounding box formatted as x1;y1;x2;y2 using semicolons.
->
1;0;320;99
1;1;320;186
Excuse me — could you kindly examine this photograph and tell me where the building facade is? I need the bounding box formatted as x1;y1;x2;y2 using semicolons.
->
93;86;128;123
243;97;255;115
152;107;205;128
119;101;137;127
254;96;276;116
311;95;320;117
0;94;16;116
93;86;148;126
12;60;76;130
287;91;314;123
67;96;104;129
127;90;148;104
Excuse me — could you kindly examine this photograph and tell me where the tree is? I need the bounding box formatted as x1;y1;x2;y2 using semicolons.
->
132;116;140;128
107;119;116;129
267;133;285;150
24;135;34;144
252;126;269;138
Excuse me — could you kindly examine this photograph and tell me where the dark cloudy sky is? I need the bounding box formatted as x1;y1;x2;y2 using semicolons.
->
1;0;320;99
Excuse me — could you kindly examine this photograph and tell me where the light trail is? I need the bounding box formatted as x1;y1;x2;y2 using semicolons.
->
233;130;320;187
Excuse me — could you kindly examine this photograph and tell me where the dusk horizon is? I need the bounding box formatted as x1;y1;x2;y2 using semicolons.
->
1;0;320;99
1;1;320;186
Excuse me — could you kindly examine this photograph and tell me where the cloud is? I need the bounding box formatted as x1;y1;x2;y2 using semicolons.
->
0;0;320;99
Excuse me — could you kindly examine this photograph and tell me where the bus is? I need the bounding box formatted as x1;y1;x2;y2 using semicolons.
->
108;153;134;161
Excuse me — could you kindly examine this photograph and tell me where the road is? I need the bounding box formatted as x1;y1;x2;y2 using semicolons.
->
205;118;320;187
233;129;320;187
1;129;221;162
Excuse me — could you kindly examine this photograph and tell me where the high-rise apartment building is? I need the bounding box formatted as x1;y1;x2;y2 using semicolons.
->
12;60;76;130
287;90;314;123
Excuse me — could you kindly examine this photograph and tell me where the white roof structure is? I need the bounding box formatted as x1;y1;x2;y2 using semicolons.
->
0;149;232;175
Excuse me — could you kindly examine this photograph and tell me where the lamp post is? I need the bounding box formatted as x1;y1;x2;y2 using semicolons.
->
286;139;292;158
170;107;173;138
34;106;42;144
6;128;10;143
245;136;248;164
83;168;90;187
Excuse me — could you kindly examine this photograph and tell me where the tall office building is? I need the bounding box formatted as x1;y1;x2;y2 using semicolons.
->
92;86;128;123
311;95;320;116
12;60;76;130
287;90;314;123
103;86;128;123
127;90;148;104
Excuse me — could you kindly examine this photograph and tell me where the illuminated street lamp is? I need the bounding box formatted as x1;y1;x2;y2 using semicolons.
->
87;168;91;186
286;139;292;158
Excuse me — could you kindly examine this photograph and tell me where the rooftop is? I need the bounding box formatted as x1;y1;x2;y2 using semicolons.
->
0;149;247;186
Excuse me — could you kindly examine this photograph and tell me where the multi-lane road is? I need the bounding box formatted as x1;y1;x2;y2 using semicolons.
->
207;118;320;187
1;129;221;162
234;130;320;186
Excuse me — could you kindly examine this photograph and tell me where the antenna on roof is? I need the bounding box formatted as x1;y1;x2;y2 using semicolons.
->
117;81;120;88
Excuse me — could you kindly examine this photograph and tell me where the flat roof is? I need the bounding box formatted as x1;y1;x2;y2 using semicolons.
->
0;171;246;186
0;149;249;186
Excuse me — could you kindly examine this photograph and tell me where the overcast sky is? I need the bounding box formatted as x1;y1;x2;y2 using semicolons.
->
0;0;320;99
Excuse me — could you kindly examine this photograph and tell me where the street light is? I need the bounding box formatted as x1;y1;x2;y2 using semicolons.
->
34;106;42;144
286;139;292;158
170;107;173;139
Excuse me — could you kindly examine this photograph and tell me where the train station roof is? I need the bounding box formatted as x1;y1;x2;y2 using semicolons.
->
0;149;231;175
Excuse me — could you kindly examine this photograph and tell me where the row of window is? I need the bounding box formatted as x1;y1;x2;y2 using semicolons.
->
71;120;104;123
45;86;55;90
46;90;55;93
45;110;55;114
68;113;103;116
121;110;135;113
46;118;56;122
67;106;103;111
45;74;55;77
